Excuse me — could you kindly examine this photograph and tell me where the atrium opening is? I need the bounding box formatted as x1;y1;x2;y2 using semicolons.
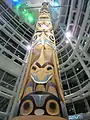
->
0;0;90;120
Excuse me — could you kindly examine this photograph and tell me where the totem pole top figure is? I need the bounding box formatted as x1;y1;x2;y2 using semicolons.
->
32;2;56;48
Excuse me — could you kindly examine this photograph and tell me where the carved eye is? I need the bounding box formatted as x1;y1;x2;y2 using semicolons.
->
32;66;37;70
33;35;37;40
49;35;54;42
47;66;52;70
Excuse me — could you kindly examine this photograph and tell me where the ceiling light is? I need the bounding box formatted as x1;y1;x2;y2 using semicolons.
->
65;40;69;44
22;9;34;24
54;2;59;6
27;45;31;50
85;41;86;45
12;0;20;6
64;92;67;95
15;3;21;11
27;14;34;24
76;68;79;71
51;1;59;6
12;0;19;3
14;4;35;24
65;31;72;38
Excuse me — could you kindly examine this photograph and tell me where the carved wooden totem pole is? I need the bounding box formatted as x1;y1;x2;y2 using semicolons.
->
13;2;68;120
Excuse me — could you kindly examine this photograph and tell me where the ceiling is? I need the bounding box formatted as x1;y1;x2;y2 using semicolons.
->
3;0;66;29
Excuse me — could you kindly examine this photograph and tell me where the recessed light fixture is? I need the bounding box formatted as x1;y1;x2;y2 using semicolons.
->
65;40;69;44
65;31;72;38
27;45;31;50
76;68;79;71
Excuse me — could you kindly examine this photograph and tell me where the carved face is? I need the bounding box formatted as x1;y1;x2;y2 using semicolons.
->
31;62;54;84
30;45;54;84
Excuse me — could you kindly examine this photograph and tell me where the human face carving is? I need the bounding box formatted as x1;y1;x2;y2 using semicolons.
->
31;62;54;84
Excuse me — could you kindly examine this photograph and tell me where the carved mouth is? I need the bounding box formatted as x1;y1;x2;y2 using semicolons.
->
31;73;53;84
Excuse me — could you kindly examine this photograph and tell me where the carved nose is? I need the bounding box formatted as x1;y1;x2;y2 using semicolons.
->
37;46;47;66
37;69;45;80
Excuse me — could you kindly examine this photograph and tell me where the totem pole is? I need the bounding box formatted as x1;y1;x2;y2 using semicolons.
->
13;2;68;120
